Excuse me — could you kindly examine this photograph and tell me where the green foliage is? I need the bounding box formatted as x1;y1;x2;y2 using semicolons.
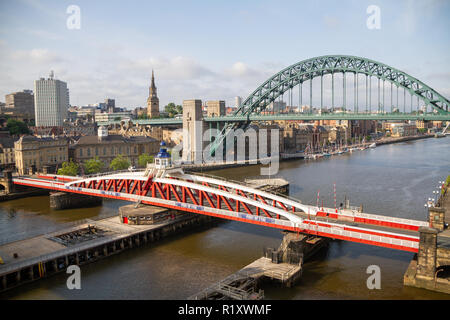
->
365;135;372;142
137;113;149;120
446;175;450;186
57;160;79;176
113;117;121;121
164;103;182;118
84;156;104;175
6;119;29;135
109;154;130;171
418;128;427;134
138;153;154;167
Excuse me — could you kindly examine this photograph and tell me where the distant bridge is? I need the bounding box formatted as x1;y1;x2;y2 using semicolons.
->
97;112;450;127
13;170;429;253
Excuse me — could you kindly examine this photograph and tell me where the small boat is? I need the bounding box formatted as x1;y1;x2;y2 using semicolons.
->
369;143;376;148
323;152;331;157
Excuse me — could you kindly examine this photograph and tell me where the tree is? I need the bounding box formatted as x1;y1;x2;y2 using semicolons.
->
138;153;154;167
109;154;130;171
164;103;182;118
137;113;149;120
84;157;104;174
365;135;372;142
418;128;427;134
58;160;79;176
6;119;29;135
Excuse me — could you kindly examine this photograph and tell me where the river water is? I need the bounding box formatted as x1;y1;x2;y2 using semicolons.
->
0;137;449;299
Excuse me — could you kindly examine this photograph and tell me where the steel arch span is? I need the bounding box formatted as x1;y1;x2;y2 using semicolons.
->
209;55;450;155
237;55;450;116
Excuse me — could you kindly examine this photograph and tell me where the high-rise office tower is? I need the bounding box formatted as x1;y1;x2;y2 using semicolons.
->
105;98;116;113
235;96;242;108
34;71;69;127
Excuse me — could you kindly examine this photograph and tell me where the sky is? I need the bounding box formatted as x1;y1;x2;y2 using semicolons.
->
0;0;449;110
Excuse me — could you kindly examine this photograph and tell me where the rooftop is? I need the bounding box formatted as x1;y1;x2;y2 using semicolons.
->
74;134;158;146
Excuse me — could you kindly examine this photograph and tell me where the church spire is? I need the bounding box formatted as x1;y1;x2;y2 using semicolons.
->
151;69;156;89
149;69;157;97
147;69;159;118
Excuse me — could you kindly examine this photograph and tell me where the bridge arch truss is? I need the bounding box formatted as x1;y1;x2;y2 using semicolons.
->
236;55;449;116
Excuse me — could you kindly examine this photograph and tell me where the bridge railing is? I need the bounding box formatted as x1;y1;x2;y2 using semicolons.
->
187;171;305;206
74;168;146;180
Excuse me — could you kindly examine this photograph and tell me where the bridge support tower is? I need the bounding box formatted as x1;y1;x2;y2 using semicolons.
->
2;170;15;194
182;99;205;163
416;227;438;279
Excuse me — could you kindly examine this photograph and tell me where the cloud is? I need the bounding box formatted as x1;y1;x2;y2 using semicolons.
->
119;56;215;80
228;62;259;78
3;48;64;65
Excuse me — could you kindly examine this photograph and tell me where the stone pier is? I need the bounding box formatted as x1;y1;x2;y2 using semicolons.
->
49;192;103;210
403;182;450;294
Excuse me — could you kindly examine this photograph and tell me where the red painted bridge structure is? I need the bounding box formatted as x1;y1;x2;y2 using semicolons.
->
13;168;429;253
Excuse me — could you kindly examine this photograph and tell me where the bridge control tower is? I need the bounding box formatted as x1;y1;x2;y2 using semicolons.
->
155;141;171;169
145;141;183;178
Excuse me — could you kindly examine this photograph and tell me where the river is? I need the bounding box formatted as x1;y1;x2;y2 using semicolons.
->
0;137;449;299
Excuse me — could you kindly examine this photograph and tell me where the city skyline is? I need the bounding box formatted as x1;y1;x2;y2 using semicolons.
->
0;0;449;110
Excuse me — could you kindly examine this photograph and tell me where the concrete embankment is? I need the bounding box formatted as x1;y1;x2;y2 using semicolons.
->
0;189;49;202
0;206;217;293
376;134;434;146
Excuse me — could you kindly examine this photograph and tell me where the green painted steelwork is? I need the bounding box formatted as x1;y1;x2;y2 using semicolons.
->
235;55;449;116
209;113;450;122
98;112;450;127
208;55;450;154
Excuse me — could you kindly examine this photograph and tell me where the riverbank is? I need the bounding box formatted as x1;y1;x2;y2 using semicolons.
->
184;134;436;172
375;134;434;146
0;189;49;202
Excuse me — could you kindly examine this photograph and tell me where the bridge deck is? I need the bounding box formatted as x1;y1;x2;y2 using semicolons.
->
12;171;425;252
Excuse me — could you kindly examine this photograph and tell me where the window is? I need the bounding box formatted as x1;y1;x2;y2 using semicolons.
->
79;148;83;157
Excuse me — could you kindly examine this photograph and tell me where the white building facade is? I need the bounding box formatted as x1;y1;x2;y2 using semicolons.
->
34;73;69;127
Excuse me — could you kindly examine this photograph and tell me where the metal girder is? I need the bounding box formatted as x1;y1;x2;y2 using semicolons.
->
236;55;450;116
208;55;449;154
